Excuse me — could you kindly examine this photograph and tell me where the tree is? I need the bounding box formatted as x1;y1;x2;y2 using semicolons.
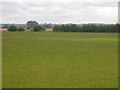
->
27;21;38;28
7;25;17;31
33;25;44;31
53;24;117;33
18;27;25;31
53;25;61;32
70;24;80;32
2;24;9;28
63;24;71;32
115;24;120;32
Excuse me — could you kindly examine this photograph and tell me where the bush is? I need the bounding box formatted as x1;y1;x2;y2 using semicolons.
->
18;27;25;31
26;27;30;29
7;25;17;31
33;25;44;31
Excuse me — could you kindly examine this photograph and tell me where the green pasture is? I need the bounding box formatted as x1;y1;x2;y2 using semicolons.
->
2;32;118;88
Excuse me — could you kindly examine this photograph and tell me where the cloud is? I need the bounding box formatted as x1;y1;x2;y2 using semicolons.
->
1;0;118;24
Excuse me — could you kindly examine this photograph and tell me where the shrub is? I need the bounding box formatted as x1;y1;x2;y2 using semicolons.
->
7;25;17;31
18;27;25;31
33;25;44;31
26;27;30;29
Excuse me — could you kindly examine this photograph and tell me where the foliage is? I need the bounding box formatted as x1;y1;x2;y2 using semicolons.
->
27;21;38;28
18;27;25;31
33;25;44;31
53;24;118;32
7;25;18;31
26;27;30;29
116;24;120;32
43;23;52;28
2;24;8;28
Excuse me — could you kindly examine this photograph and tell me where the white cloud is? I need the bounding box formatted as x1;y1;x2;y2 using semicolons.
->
1;0;119;24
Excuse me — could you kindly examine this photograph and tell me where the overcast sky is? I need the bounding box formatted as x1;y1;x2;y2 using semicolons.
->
0;0;119;24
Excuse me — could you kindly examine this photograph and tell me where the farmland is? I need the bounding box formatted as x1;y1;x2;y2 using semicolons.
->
2;32;118;88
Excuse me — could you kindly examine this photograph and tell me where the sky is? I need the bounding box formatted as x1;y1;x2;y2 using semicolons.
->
0;0;119;24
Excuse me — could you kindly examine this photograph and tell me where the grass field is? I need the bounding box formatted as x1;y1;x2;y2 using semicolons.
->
2;32;118;88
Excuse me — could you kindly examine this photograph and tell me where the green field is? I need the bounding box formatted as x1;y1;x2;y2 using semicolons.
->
2;32;118;88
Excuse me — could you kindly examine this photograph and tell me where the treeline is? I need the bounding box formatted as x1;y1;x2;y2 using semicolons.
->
53;24;119;32
3;20;119;32
7;25;45;32
6;21;45;32
1;22;54;29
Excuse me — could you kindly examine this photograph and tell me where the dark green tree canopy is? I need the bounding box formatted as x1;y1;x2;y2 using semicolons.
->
33;25;44;31
7;25;18;31
27;21;38;28
53;24;118;32
18;27;25;31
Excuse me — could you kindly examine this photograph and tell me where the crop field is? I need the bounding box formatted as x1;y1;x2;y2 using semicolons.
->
2;32;118;88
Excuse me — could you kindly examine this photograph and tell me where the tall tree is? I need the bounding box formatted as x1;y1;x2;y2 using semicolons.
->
27;21;38;28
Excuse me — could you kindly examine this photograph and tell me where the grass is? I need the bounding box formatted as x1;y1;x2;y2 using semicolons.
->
2;32;118;88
